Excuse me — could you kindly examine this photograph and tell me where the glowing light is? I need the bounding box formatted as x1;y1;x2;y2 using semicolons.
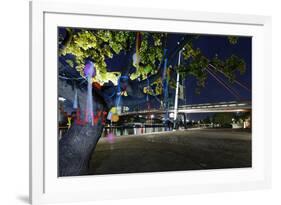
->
132;53;141;65
58;97;66;102
73;89;78;109
84;61;95;77
106;132;116;143
84;61;95;125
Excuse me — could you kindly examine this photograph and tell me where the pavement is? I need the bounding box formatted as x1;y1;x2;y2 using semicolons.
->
89;128;251;175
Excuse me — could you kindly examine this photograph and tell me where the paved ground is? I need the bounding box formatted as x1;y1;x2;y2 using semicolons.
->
89;128;251;175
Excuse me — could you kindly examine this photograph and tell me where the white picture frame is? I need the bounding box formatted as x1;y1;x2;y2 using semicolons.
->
29;0;272;204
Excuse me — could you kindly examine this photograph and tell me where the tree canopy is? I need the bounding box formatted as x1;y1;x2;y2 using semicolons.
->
58;28;246;100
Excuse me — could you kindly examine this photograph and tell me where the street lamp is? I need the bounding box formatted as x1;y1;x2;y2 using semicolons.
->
173;49;183;130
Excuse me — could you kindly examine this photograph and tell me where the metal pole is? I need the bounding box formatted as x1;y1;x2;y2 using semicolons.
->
163;58;169;131
173;50;182;130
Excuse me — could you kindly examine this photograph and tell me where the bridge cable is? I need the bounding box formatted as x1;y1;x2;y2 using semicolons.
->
206;67;242;100
208;64;251;92
205;67;241;100
206;66;243;99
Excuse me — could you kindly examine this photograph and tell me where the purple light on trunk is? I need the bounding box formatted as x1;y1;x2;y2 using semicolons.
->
84;61;95;125
84;61;96;77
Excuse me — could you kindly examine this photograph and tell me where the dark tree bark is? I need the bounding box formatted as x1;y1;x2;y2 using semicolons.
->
59;114;105;176
58;78;108;176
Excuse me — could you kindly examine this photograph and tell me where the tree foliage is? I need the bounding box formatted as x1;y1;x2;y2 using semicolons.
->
59;29;164;85
213;113;233;125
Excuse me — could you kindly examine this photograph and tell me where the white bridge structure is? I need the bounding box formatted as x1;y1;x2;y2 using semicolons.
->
119;101;251;116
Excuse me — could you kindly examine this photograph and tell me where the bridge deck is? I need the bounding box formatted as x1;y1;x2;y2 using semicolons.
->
119;101;251;116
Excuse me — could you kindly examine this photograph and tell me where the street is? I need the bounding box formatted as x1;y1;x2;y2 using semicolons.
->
89;128;251;175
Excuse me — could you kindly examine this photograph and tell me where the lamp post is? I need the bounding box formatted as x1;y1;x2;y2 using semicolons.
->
173;49;183;130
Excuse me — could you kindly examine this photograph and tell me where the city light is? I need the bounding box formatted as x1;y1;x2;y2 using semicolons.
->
58;97;66;101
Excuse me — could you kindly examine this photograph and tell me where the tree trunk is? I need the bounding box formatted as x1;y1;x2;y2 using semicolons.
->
58;78;109;176
59;98;107;177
